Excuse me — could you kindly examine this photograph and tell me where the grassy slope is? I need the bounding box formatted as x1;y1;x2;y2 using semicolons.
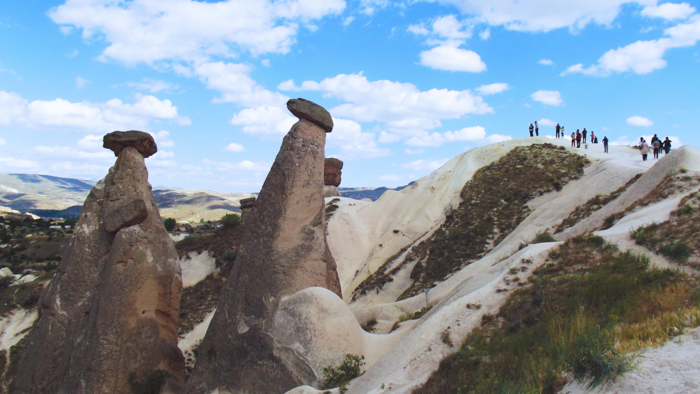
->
395;144;590;299
416;235;700;393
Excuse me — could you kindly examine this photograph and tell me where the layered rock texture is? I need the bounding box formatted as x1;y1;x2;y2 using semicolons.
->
14;131;184;393
324;158;343;187
185;99;341;393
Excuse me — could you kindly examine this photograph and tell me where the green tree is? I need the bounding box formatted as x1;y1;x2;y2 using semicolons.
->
220;213;241;228
163;218;177;231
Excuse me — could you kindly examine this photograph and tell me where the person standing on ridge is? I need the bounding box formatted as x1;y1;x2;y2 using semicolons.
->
639;138;650;161
603;136;609;153
529;123;534;137
652;138;661;159
591;130;596;143
582;128;587;144
576;129;582;148
651;134;659;146
556;123;561;138
663;137;672;154
571;131;576;147
561;125;565;139
534;121;539;136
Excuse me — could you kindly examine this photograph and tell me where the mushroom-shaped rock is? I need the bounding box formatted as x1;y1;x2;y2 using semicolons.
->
287;98;334;133
239;197;256;210
103;130;158;158
324;158;343;187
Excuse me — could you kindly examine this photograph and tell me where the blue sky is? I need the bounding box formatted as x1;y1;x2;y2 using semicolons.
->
1;0;698;192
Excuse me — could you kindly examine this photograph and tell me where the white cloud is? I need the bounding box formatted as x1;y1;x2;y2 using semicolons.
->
400;158;449;171
531;90;563;106
406;126;486;147
642;3;696;20
484;134;512;143
419;45;487;72
202;158;271;173
538;118;557;127
230;105;296;136
261;59;271;67
0;157;41;170
627;115;654;127
286;73;492;140
49;0;346;64
152;130;175;148
223;143;245;153
360;0;390;15
479;28;491;40
343;16;355;26
476;83;509;95
0;91;190;132
32;145;113;161
76;76;91;89
379;174;400;181
419;0;659;32
327;118;391;160
146;150;177;168
195;61;288;107
125;78;179;93
405;148;424;154
408;24;430;35
563;15;700;76
538;59;554;65
431;15;473;39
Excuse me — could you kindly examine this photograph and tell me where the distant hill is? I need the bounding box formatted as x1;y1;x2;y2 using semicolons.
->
339;182;415;201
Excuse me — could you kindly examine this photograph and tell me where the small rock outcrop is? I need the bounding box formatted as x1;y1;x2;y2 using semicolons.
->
239;196;256;219
185;99;341;393
324;157;343;187
15;131;183;393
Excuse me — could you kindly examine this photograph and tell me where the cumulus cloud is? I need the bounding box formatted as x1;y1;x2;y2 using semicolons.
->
124;78;179;93
641;3;696;20
400;158;449;171
476;83;509;95
0;91;190;132
283;73;492;140
153;130;175;147
419;45;487;72
627;115;654;127
0;157;41;171
563;15;700;76
223;143;245;153
538;59;553;65
327;118;391;160
538;118;557;127
229;105;296;136
49;0;346;64
417;0;659;32
531;90;563;106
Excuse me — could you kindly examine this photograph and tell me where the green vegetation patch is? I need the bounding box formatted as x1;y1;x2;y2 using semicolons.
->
556;174;642;233
416;235;700;394
631;191;700;268
398;144;590;299
601;170;700;230
322;354;366;390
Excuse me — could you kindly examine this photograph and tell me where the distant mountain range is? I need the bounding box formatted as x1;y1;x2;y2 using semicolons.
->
1;173;413;220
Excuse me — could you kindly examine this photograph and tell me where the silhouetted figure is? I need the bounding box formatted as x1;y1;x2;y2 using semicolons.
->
529;123;534;137
556;123;561;138
603;136;609;153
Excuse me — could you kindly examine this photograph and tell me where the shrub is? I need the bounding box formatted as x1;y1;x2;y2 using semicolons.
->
163;218;177;232
659;241;690;262
322;354;365;389
532;231;556;244
220;213;241;228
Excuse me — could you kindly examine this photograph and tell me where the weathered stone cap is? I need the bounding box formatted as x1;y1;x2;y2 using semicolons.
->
103;130;158;158
287;98;333;133
239;197;256;209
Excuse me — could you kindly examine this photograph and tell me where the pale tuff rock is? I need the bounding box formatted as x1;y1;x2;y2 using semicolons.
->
324;158;343;187
103;129;158;158
185;101;341;393
15;133;184;394
324;185;341;198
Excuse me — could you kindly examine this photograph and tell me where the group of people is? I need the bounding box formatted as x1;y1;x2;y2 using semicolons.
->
638;134;672;161
527;123;673;160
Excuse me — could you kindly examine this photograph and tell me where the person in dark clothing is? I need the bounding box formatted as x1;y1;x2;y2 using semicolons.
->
652;139;661;159
582;128;587;144
556;123;561;138
529;123;534;137
534;121;539;136
651;134;659;146
576;130;582;148
663;137;672;154
602;136;609;153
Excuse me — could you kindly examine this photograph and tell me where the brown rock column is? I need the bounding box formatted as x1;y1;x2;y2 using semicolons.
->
185;99;341;394
15;131;184;394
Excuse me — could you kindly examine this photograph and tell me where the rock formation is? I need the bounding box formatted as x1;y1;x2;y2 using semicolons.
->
239;196;256;219
185;99;341;393
324;157;343;187
14;131;184;394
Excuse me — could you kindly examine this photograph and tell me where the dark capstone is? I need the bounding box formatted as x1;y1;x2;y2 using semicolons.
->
103;130;158;158
286;98;333;133
239;197;256;209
